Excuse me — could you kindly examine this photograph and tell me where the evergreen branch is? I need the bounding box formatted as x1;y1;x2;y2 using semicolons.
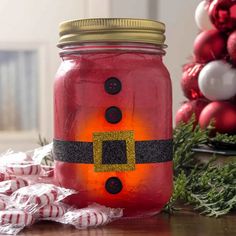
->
167;118;236;217
212;133;236;144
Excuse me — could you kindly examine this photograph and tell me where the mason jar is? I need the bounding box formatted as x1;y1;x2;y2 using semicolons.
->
54;18;173;217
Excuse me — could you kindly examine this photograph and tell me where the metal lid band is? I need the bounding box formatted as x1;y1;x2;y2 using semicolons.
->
58;18;166;48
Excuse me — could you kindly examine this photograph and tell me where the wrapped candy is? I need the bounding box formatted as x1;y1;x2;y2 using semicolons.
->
0;210;34;226
0;143;122;235
31;143;53;165
11;183;76;214
0;194;11;211
0;144;53;185
53;204;123;229
0;210;34;235
6;163;41;176
0;144;53;168
35;203;66;219
0;179;28;195
0;173;15;182
0;198;6;210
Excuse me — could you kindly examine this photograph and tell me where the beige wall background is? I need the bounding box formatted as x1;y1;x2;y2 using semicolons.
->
0;0;200;151
157;0;199;117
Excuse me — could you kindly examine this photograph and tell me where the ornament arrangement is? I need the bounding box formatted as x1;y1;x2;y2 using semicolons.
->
176;0;236;135
0;145;122;235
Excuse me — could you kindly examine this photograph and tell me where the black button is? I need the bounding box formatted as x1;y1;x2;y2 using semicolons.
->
105;177;123;194
104;77;122;95
105;106;122;124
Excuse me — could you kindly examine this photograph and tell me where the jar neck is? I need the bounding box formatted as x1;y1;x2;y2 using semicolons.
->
59;42;166;57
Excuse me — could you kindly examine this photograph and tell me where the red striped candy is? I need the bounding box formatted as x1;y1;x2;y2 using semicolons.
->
37;204;66;218
6;162;41;176
0;179;28;195
0;172;15;182
0;210;34;226
12;189;58;207
66;209;108;228
10;184;75;214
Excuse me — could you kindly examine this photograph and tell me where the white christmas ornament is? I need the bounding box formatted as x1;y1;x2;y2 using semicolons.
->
195;1;214;31
198;60;236;101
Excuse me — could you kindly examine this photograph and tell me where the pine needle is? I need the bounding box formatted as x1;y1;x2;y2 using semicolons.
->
166;119;236;217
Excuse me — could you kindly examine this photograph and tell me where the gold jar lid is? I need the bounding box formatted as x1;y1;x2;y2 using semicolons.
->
58;18;166;48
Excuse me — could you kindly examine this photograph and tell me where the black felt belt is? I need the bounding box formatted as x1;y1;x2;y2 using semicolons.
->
53;139;173;164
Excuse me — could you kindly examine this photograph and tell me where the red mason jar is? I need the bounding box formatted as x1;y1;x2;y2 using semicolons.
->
54;18;173;217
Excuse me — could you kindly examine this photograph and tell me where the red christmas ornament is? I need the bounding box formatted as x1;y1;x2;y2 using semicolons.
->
175;99;209;127
181;63;204;99
199;101;236;134
227;30;236;65
194;29;226;63
209;0;236;32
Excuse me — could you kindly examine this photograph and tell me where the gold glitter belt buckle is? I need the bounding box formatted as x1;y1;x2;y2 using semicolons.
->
93;130;135;172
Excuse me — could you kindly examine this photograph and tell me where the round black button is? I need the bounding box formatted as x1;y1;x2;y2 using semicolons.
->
104;77;122;95
105;106;122;124
105;177;123;194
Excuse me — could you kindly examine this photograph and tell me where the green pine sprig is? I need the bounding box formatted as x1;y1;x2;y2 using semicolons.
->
212;133;236;144
166;119;236;217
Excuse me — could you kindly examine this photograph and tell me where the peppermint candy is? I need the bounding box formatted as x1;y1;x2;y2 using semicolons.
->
12;189;57;207
0;179;28;195
11;184;76;213
0;172;15;182
6;162;41;176
0;210;34;226
37;204;66;218
62;208;109;228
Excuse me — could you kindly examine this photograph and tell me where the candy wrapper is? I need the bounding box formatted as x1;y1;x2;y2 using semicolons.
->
0;144;53;185
10;183;76;214
0;144;123;235
0;144;58;235
34;202;67;219
49;204;123;229
40;165;54;178
0;179;28;195
0;210;34;235
0;183;76;235
0;194;26;234
0;194;10;211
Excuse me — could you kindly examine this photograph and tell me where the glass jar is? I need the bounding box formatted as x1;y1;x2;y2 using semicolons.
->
54;18;173;217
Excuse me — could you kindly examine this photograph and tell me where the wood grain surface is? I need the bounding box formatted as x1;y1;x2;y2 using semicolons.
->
19;212;236;236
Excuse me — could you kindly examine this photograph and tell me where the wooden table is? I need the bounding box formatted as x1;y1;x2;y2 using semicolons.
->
19;212;236;236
